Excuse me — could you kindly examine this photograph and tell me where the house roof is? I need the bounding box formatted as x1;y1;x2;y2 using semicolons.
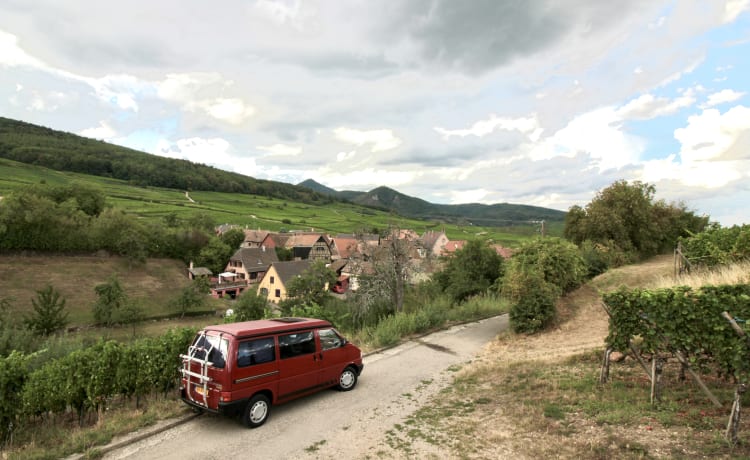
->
491;244;516;259
421;230;446;249
332;236;359;259
284;232;331;248
243;229;270;244
328;259;348;273
230;247;279;273
271;259;314;284
188;267;213;276
442;240;466;254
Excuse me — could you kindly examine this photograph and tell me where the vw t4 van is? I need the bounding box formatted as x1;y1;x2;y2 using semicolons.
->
180;317;364;428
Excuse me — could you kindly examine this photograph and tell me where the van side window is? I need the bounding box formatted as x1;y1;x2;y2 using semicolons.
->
279;331;316;359
319;328;343;351
237;337;276;367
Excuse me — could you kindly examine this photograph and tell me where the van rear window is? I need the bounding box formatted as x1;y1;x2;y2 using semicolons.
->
192;334;228;368
237;337;276;367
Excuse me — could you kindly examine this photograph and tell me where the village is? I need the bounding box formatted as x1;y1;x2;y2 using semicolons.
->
188;227;515;304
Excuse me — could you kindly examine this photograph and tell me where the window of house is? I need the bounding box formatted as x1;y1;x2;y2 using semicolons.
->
260;287;268;297
237;337;275;367
270;276;275;284
274;289;281;298
278;331;315;359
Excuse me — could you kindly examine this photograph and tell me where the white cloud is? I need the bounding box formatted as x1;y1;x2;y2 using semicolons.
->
0;30;44;68
434;114;543;142
528;107;644;171
156;137;257;177
447;189;490;204
333;127;402;152
257;143;302;157
336;150;356;162
724;0;750;22
675;105;750;162
79;121;116;140
701;89;745;108
617;89;697;120
318;167;419;190
157;73;255;124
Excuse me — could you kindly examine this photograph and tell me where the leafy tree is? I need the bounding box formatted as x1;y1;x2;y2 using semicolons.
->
285;260;337;307
564;180;708;262
171;281;207;318
24;285;68;336
502;237;586;294
186;212;215;233
231;289;269;321
197;237;233;274
504;270;559;334
92;274;128;326
432;239;504;302
220;227;246;250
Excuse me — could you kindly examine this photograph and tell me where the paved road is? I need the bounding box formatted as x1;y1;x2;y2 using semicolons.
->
105;315;508;460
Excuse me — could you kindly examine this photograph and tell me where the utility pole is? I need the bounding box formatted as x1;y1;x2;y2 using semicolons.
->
540;220;546;237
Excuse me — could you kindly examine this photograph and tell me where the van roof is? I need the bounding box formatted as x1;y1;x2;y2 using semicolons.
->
202;317;332;338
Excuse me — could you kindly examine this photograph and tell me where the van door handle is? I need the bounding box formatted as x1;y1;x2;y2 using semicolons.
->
318;353;323;360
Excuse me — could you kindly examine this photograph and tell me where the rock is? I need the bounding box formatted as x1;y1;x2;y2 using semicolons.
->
610;351;626;362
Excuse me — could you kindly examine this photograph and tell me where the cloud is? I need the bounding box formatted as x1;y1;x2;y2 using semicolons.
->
79;121;116;140
701;89;745;108
257;144;302;157
675;105;750;163
157;73;255;125
156;137;257;177
724;0;750;22
333;127;402;152
434;114;543;141
0;30;44;68
616;89;697;120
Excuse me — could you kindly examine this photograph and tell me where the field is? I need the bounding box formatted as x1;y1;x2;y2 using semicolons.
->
0;158;553;246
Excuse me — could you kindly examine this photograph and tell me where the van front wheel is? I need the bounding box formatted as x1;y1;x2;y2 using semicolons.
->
242;394;270;428
337;367;358;391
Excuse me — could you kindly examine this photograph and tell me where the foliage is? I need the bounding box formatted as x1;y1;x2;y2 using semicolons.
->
679;223;750;268
285;260;337;307
564;180;708;262
230;288;270;322
24;285;68;336
504;237;586;294
603;284;750;380
170;281;207;318
432;239;504;302
503;269;559;334
220;227;245;250
92;274;128;326
0;351;31;442
196;236;233;274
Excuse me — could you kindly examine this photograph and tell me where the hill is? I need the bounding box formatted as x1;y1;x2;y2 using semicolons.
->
298;179;566;225
0;116;328;204
0;116;565;228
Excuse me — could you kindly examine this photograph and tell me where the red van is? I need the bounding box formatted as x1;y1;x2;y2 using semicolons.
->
180;317;364;428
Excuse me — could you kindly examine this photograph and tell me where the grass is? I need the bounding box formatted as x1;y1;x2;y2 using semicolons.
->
385;351;750;459
5;396;192;460
648;261;750;289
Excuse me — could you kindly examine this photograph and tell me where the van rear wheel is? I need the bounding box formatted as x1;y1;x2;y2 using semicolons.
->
242;394;270;428
337;366;358;391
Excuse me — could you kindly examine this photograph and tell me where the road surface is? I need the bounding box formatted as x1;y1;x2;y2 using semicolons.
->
105;315;508;460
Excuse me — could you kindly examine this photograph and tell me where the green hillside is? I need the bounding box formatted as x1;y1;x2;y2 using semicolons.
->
297;180;566;225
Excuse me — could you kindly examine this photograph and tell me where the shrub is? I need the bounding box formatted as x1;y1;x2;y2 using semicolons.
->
506;272;559;334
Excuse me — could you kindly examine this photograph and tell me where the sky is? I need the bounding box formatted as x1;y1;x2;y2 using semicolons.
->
1;1;749;226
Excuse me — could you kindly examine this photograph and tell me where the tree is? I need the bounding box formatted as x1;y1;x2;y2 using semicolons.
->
354;227;416;318
285;260;337;307
220;228;245;250
24;285;68;336
171;281;207;318
432;239;504;302
231;289;269;321
93;274;128;326
197;237;233;274
564;180;708;262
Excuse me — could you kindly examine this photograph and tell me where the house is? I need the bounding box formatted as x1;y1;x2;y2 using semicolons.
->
224;247;279;284
286;232;333;261
256;259;314;304
420;230;450;257
492;244;516;259
442;240;467;255
187;261;212;280
241;229;270;248
328;259;349;293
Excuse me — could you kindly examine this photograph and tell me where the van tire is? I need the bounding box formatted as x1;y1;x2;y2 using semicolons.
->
337;366;358;391
242;394;270;428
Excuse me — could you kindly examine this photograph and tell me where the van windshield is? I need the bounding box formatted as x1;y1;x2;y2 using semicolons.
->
192;333;228;369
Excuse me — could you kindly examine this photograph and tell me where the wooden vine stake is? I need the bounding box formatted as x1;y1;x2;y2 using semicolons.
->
721;311;749;445
650;357;664;405
599;348;612;384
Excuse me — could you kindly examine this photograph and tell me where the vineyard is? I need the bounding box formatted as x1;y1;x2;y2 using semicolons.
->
0;327;196;444
601;225;750;444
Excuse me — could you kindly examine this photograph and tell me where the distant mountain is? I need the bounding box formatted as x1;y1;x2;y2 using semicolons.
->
297;179;566;225
0;117;329;204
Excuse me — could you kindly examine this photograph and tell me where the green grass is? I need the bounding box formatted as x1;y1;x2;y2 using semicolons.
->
0;158;549;244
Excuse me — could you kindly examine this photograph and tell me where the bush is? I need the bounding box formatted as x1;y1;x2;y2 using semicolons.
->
506;272;559;334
